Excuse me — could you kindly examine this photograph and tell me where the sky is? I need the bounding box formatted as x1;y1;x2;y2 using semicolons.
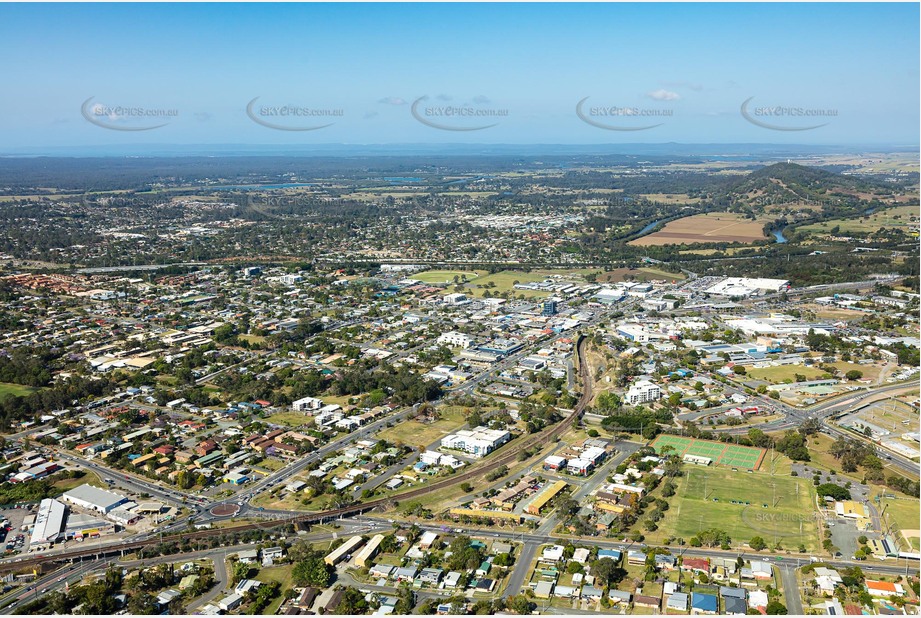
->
0;2;918;152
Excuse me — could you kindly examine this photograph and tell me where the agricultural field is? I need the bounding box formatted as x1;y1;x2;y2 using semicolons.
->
747;364;830;384
650;466;820;551
796;205;919;236
0;382;37;400
629;212;770;246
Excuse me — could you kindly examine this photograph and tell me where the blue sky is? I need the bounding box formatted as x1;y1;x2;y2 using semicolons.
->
0;3;917;150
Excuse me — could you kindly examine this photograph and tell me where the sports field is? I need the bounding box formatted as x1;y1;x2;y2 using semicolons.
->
650;466;821;550
650;435;766;470
629;212;770;247
412;270;484;284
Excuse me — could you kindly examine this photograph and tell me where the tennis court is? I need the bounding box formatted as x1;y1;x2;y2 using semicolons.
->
650;435;765;470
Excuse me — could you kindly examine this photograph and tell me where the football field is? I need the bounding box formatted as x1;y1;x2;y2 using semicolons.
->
655;465;821;550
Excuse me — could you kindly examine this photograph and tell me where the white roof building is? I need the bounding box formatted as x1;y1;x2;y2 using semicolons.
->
61;484;128;514
30;498;66;548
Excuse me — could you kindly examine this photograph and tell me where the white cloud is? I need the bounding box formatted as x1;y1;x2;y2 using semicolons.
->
378;97;407;106
646;89;680;101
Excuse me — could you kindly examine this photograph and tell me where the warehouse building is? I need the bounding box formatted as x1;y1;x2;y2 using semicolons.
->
61;484;129;515
30;498;66;550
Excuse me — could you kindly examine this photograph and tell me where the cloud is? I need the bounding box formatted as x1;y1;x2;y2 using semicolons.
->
646;89;680;101
378;97;407;105
436;94;453;101
363;111;379;119
472;95;491;104
194;112;212;122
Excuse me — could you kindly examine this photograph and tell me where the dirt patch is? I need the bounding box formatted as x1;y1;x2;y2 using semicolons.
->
630;212;769;246
209;503;240;517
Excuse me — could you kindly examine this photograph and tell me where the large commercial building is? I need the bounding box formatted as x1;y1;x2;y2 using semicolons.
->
441;427;511;458
61;484;129;515
30;498;66;550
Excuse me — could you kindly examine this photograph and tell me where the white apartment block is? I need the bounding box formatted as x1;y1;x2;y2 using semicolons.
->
625;380;662;405
437;331;474;349
441;427;511;457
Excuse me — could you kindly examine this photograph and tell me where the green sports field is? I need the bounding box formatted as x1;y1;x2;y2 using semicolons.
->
650;435;766;470
650;465;821;550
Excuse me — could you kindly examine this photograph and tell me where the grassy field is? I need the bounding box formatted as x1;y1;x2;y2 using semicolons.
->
650;466;820;551
629;212;770;246
411;270;485;284
265;411;311;427
53;470;106;491
376;406;468;448
0;382;37;400
257;564;296;613
830;361;882;383
238;334;267;345
797;205;919;236
747;364;830;384
806;305;871;322
876;494;921;550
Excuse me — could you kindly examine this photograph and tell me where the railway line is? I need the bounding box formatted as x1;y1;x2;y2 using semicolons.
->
0;335;592;575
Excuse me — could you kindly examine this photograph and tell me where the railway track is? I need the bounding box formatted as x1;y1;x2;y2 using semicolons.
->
1;336;592;574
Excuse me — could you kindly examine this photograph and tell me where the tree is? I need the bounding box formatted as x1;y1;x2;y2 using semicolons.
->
816;483;851;501
335;587;370;614
291;549;332;587
749;536;767;551
766;600;788;614
231;560;251;585
845;370;863;381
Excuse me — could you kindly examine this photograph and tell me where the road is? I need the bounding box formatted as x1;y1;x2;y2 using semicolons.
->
778;566;803;614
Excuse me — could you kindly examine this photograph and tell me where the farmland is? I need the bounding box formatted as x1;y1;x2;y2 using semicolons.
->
629;212;771;246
